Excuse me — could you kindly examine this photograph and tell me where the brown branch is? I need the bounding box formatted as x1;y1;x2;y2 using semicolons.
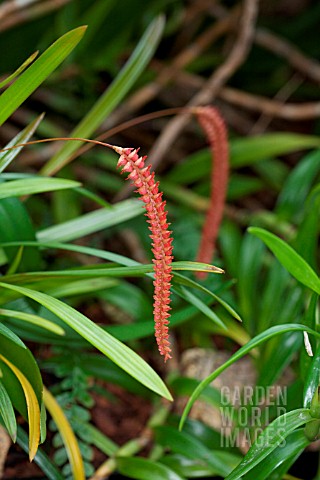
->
255;28;320;84
0;0;71;32
219;86;320;120
143;0;259;172
162;68;320;121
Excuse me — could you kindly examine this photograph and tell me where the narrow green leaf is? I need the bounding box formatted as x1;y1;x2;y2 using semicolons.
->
180;324;320;429
0;178;81;200
173;272;242;321
0;27;87;127
161;454;218;478
0;282;172;401
41;16;165;175
0;322;26;348
276;149;320;220
0;308;65;336
155;426;240;477
168;134;320;182
0;241;224;275
231;133;320;167
0;51;38;89
6;246;24;275
243;429;309;480
248;227;320;294
226;409;313;480
47;278;118;298
116;457;184;480
0;113;44;173
303;344;320;408
295;184;320;267
174;285;227;330
16;425;64;480
0;380;17;441
37;199;143;242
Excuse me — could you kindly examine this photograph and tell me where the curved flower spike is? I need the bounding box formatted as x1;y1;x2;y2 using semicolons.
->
114;146;173;362
195;106;229;278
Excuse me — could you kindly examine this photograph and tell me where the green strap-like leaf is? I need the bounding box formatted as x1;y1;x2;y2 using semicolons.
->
37;199;143;242
243;428;310;480
0;380;17;442
0;27;86;127
116;457;185;480
226;409;313;480
248;227;320;294
0;282;172;401
16;425;64;480
0;308;65;336
231;133;320;167
173;285;227;330
155;426;240;477
276;149;320;220
0;178;81;200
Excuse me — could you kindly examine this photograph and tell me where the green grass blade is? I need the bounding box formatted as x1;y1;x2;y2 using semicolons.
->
0;308;65;336
243;429;309;480
303;344;320;409
179;324;320;430
231;133;320;167
168;134;320;182
173;272;241;322
0;380;17;441
248;227;320;294
0;240;222;270
0;27;86;127
41;16;165;176
16;425;64;480
0;178;81;200
116;457;185;480
0;113;44;173
0;51;38;89
0;282;172;401
155;426;240;477
226;410;312;480
174;285;227;330
37;199;143;242
276;149;320;220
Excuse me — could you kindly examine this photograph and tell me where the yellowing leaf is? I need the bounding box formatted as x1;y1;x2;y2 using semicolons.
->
0;354;40;460
43;387;85;480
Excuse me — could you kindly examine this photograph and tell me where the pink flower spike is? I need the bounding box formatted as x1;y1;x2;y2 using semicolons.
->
194;106;229;279
114;146;173;362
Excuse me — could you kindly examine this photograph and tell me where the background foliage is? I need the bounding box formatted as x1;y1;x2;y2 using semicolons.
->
0;0;320;479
